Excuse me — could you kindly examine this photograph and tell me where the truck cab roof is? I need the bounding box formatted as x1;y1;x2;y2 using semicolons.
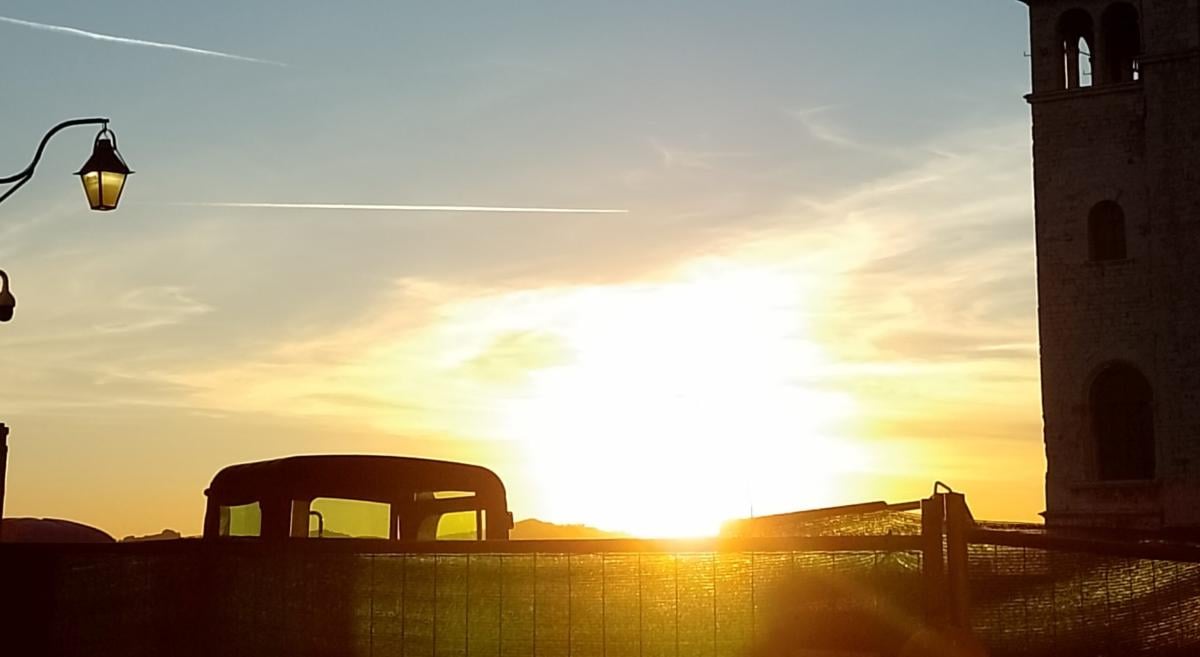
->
203;454;511;541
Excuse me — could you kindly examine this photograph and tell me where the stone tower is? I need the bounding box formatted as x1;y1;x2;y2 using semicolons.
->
1019;0;1200;531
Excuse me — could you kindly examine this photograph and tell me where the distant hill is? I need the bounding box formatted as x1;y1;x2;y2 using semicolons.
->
511;519;629;540
121;529;184;542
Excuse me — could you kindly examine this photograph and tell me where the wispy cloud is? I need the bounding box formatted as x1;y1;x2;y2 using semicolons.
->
649;139;752;171
0;15;285;66
787;105;870;151
184;202;629;214
94;286;213;334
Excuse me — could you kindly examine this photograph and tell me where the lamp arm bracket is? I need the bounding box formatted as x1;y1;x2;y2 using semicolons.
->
0;117;110;205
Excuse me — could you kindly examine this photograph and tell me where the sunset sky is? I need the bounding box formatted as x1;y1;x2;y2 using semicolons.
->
0;1;1042;539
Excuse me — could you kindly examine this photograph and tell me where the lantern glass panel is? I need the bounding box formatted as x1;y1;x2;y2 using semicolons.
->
80;170;126;211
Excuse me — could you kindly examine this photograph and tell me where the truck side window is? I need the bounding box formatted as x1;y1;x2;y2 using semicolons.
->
219;502;262;537
432;510;482;541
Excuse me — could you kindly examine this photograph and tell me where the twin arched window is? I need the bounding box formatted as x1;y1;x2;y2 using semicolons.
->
1090;363;1155;481
1057;3;1140;90
1058;9;1095;89
1088;200;1126;261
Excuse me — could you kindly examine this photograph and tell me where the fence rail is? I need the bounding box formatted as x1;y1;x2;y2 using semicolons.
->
970;527;1200;563
0;533;925;557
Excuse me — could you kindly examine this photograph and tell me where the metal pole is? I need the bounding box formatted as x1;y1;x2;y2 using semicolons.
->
920;494;947;625
0;422;8;542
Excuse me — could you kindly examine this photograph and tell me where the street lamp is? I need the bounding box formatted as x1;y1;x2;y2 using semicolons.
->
0;117;133;210
0;117;132;541
76;128;133;211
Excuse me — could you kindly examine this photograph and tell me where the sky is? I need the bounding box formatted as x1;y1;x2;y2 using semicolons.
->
0;0;1042;539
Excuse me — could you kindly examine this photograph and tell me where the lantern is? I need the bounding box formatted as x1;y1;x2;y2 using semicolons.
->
76;127;132;211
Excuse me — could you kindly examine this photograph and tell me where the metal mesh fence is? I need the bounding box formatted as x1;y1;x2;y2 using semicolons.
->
6;542;924;657
725;509;923;539
967;540;1200;657
11;504;1200;657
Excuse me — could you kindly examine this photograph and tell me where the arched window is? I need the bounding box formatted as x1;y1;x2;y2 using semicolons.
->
1058;10;1095;89
1088;201;1127;261
1090;363;1155;481
1102;3;1141;83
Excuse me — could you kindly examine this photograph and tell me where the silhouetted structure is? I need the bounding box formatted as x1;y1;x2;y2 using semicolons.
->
1020;0;1200;531
0;517;114;543
204;454;513;540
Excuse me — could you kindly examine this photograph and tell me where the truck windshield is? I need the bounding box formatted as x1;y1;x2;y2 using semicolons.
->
307;498;390;539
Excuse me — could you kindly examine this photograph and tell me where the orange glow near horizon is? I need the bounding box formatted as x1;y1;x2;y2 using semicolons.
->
173;231;1041;540
11;223;1043;540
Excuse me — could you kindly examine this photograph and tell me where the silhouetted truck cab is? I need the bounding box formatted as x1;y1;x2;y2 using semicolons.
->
203;455;512;541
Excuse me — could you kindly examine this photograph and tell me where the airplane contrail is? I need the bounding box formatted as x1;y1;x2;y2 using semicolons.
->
186;202;629;214
0;15;286;67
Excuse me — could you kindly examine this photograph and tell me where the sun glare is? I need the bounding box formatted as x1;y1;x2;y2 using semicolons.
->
487;259;866;537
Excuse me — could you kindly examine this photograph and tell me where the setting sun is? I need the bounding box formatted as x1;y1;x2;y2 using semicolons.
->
478;259;867;536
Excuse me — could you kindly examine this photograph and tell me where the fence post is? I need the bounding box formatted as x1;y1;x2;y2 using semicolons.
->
945;492;971;629
920;494;946;626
